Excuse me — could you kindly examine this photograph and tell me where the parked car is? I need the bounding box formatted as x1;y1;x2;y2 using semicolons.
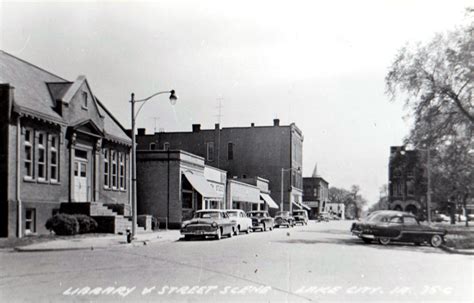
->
226;209;252;235
432;213;450;223
468;214;474;222
180;210;236;240
455;214;467;222
330;213;341;220
247;211;274;231
292;210;308;225
350;210;447;247
317;212;330;222
274;211;295;228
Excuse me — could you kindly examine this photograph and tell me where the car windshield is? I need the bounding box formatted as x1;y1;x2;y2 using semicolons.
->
276;211;290;217
366;213;389;223
249;212;266;217
227;211;238;217
194;212;220;219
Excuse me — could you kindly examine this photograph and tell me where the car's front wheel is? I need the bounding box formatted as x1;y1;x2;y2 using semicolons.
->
234;226;239;236
215;228;222;240
430;234;443;248
378;237;390;245
362;238;372;244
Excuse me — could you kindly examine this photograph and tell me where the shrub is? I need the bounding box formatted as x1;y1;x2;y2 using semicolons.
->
74;214;98;234
45;214;79;235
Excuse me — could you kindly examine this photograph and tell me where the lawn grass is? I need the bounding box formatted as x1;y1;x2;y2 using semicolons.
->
0;233;112;249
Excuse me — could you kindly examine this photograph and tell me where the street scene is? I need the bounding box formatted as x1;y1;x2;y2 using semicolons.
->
1;221;472;302
1;1;473;302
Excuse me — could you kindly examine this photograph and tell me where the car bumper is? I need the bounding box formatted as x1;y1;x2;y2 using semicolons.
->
181;229;218;236
351;230;375;239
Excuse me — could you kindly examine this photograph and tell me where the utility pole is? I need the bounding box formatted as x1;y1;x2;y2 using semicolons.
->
215;97;223;168
151;116;159;133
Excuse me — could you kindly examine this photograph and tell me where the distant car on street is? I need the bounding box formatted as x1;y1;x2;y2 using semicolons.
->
350;210;447;247
180;210;236;240
274;211;295;228
317;212;330;222
292;210;308;225
433;213;450;223
226;209;252;235
247;211;274;232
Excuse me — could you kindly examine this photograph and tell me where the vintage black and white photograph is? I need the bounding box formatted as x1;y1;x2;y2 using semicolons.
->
0;0;473;302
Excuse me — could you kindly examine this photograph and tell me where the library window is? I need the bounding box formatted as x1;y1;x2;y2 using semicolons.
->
25;208;36;234
24;128;34;178
37;132;46;180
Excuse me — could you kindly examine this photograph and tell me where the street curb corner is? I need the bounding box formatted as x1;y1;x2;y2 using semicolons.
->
440;245;474;255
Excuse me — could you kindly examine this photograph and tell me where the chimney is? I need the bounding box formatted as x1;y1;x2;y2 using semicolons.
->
137;128;146;136
251;123;255;127
215;123;220;130
273;118;280;126
192;124;201;132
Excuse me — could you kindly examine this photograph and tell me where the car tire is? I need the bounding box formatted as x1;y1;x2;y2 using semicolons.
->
269;225;273;231
235;227;240;236
229;228;234;238
215;228;222;240
263;223;267;232
378;237;390;245
184;235;192;241
362;238;372;244
246;227;250;234
414;242;421;246
430;234;443;248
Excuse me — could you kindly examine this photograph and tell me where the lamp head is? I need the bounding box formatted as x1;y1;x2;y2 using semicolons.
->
169;90;178;105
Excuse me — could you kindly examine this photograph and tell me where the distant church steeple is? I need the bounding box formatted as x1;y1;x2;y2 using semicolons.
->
312;163;318;177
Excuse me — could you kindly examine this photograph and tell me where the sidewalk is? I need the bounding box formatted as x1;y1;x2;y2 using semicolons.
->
13;230;181;252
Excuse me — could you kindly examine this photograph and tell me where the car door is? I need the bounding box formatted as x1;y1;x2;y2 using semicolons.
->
372;216;402;238
400;216;424;242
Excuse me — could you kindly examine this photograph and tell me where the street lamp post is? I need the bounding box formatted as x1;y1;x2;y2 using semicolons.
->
130;90;177;239
280;167;301;212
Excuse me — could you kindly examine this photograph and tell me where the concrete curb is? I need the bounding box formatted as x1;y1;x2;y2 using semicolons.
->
440;245;474;255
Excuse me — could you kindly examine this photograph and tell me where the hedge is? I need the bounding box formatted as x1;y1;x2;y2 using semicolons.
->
45;214;98;235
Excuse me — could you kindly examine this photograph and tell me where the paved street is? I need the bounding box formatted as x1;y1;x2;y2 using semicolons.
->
0;220;472;302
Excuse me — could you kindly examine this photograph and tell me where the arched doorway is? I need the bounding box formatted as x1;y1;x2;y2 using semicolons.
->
393;205;403;211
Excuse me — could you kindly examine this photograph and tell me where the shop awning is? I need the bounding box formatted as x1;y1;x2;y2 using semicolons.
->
183;171;221;199
260;193;279;209
293;200;311;211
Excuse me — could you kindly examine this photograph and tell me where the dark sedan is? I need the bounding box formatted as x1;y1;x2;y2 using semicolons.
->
351;210;447;247
247;211;274;231
274;211;295;228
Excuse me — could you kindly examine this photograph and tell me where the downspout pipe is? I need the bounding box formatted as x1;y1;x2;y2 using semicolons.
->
16;116;22;238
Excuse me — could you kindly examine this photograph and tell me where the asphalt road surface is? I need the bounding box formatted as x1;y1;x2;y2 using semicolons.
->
0;220;472;302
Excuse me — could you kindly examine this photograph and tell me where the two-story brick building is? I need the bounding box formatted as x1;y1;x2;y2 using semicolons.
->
302;176;330;219
0;51;132;237
136;119;304;214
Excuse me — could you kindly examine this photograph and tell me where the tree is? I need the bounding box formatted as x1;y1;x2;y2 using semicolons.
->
369;185;390;213
328;185;368;219
386;9;473;147
386;8;474;223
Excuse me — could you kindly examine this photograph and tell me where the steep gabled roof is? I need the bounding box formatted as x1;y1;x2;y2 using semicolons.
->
0;50;131;145
0;50;66;123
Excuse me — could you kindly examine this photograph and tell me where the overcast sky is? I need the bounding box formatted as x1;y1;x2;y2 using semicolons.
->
1;0;471;205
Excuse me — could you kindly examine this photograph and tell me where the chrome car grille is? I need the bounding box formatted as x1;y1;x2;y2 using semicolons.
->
185;225;214;232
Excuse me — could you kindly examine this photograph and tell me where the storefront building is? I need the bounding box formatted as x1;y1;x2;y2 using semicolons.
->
136;150;226;229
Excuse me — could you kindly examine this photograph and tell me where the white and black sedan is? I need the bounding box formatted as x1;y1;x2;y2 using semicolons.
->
181;210;236;240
